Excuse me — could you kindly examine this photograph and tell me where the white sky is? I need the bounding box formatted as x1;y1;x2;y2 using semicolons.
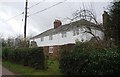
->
0;0;113;39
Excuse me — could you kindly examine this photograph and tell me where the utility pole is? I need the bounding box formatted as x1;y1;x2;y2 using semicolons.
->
24;0;28;47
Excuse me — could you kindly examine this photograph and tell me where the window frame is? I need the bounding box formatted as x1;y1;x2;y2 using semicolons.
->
49;35;53;40
76;29;79;35
73;30;76;36
49;46;54;53
73;29;79;36
41;37;44;42
61;32;67;38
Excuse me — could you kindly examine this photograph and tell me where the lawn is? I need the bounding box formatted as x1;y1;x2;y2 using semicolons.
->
2;60;61;75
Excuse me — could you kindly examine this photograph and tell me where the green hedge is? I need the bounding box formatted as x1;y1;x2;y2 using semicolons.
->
2;47;9;60
59;42;120;75
2;47;45;69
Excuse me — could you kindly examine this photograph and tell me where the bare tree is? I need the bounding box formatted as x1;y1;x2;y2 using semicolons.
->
0;33;3;39
65;9;111;47
66;9;101;40
14;34;33;48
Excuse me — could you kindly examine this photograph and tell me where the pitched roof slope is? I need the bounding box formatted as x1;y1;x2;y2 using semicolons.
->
30;19;99;39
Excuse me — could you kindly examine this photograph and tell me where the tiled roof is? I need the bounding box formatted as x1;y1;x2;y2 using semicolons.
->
30;19;100;39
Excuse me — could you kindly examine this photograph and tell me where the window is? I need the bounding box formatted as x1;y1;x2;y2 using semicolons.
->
73;29;79;36
73;30;76;36
76;29;79;35
81;28;84;31
41;37;44;42
31;41;37;47
49;46;54;53
61;32;67;38
49;35;53;40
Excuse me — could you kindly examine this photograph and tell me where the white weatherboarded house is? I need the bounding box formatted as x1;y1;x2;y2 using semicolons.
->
30;19;103;56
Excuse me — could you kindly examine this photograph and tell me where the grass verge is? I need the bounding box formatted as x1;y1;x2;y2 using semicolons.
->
2;60;61;75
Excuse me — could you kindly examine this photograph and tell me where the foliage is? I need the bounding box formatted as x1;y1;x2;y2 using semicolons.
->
59;42;120;75
2;47;10;60
2;47;45;69
109;1;120;48
2;41;7;47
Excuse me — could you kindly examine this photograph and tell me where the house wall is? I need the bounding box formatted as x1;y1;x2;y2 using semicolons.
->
43;44;75;59
29;27;103;59
43;45;59;59
30;28;103;47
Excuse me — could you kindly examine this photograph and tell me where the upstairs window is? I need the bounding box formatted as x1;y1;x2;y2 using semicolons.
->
49;46;54;53
73;29;79;36
76;29;79;35
61;32;67;38
49;35;53;40
73;30;76;36
41;37;44;42
80;28;84;32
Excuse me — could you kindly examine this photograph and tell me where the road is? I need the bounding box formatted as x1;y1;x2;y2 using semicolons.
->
0;63;2;76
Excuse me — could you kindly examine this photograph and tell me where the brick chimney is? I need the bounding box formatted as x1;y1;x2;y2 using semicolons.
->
53;19;62;29
102;11;111;42
102;11;109;27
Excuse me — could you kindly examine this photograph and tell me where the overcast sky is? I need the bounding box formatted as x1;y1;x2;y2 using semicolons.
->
0;0;113;39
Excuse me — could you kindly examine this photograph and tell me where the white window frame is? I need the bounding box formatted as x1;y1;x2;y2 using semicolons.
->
49;46;54;53
76;29;79;35
49;35;53;40
73;29;79;36
61;32;67;38
73;30;76;36
80;28;84;32
41;37;44;42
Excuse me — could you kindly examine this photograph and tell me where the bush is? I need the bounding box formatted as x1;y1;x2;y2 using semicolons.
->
59;42;120;75
2;47;9;60
28;48;45;69
2;47;45;69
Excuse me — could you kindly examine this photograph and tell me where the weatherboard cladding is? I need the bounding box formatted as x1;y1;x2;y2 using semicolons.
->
30;19;99;39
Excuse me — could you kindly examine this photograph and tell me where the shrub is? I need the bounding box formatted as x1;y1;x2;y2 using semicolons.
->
59;42;120;75
28;47;45;69
2;47;45;70
2;47;9;60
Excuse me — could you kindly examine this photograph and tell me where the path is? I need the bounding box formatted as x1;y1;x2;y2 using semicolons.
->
2;66;15;75
0;63;2;76
0;64;15;75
